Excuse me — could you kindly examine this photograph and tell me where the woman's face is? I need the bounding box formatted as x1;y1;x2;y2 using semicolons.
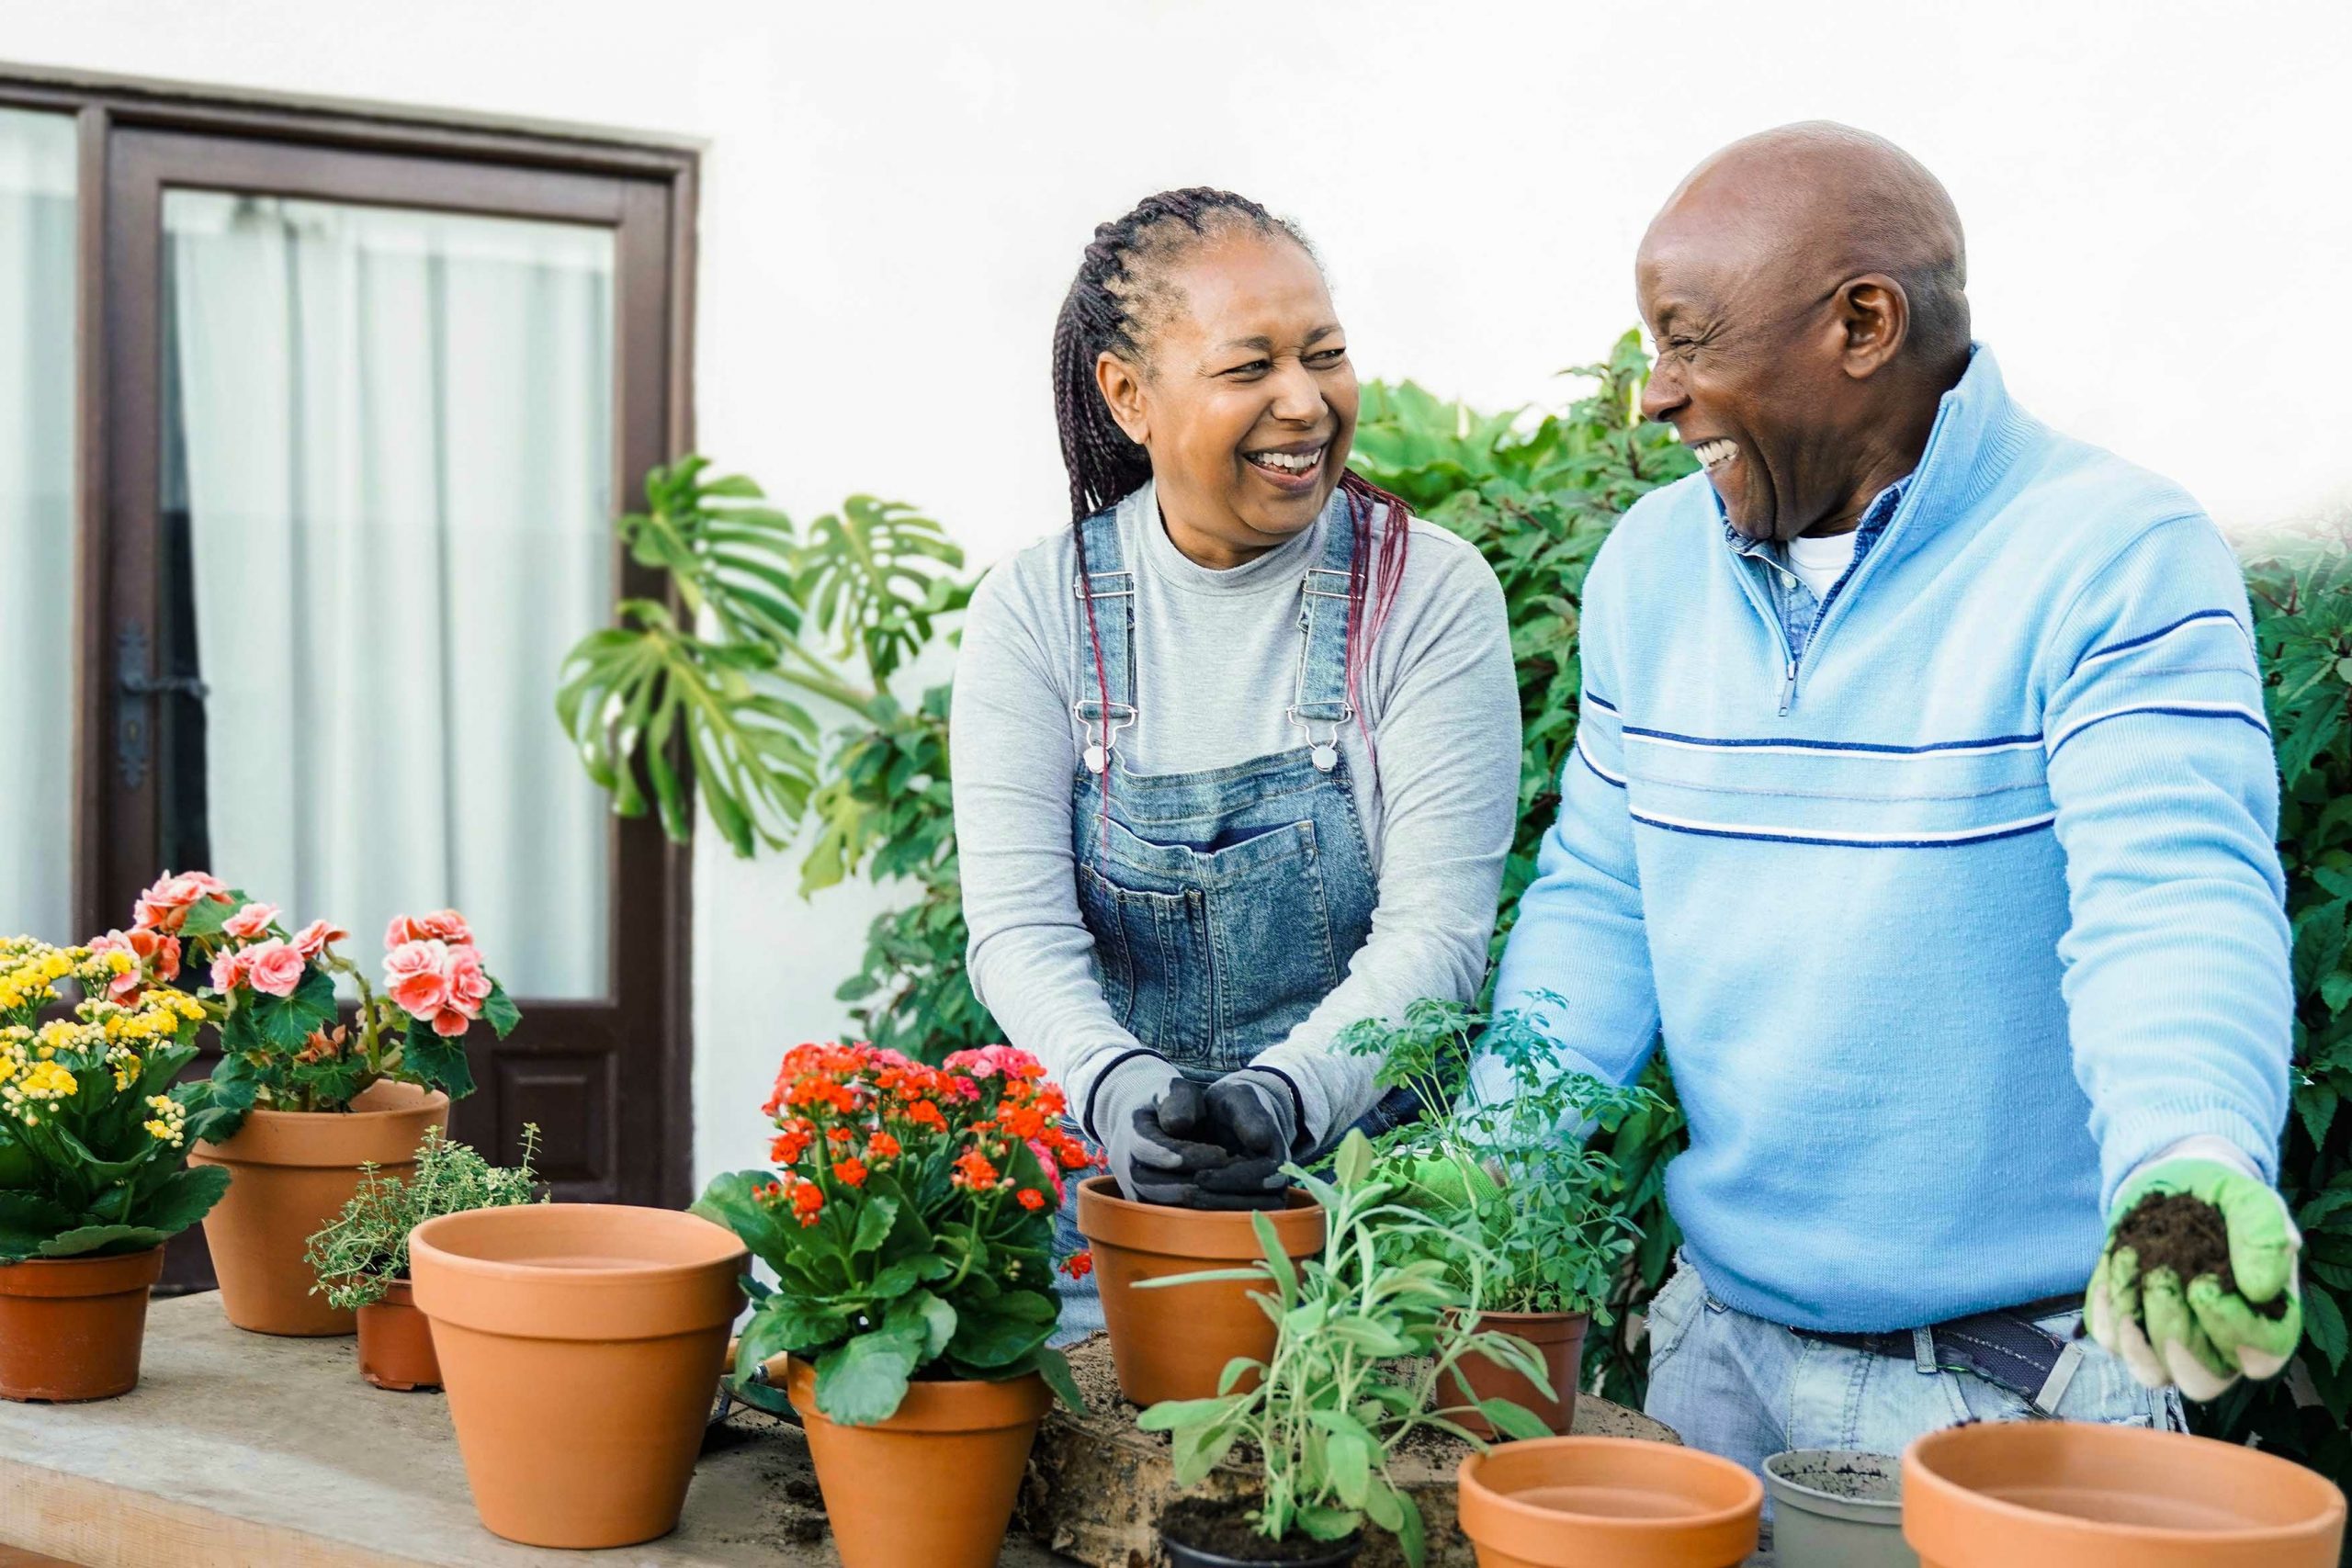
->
1097;232;1358;569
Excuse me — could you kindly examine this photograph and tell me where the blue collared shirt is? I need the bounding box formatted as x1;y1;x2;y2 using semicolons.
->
1724;475;1914;664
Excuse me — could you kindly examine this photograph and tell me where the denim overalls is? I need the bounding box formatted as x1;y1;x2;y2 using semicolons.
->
1052;501;1380;1337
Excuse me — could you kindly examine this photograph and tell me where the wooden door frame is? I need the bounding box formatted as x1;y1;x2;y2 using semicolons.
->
0;65;701;1211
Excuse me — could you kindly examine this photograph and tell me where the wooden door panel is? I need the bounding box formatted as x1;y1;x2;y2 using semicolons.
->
94;128;692;1291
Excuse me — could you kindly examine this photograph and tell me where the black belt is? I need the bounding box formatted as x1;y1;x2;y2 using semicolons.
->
1792;1292;2086;1412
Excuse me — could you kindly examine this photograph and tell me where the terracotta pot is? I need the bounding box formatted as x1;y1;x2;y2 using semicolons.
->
1902;1419;2346;1568
1444;1309;1587;1439
410;1202;745;1549
0;1247;164;1402
189;1078;448;1336
1455;1436;1762;1568
1074;1176;1325;1405
786;1358;1048;1568
356;1280;440;1391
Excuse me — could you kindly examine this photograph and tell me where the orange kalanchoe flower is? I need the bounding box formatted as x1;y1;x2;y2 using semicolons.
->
1017;1188;1046;1211
832;1157;867;1188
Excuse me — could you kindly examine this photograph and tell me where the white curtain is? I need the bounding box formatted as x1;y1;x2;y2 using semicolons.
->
0;109;76;943
164;193;614;998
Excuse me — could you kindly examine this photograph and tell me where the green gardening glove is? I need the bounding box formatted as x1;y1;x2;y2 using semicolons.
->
2086;1157;2302;1402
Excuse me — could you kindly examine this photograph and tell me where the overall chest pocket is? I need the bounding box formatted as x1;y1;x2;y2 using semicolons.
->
1076;813;1344;1064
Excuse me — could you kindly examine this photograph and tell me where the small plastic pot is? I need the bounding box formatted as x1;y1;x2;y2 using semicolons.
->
1075;1176;1324;1405
0;1247;164;1402
355;1280;440;1391
1902;1419;2346;1568
1159;1498;1363;1568
1456;1435;1761;1568
1762;1450;1915;1568
1445;1309;1587;1438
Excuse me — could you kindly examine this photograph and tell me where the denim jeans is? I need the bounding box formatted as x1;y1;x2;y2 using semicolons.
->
1644;1253;2184;1503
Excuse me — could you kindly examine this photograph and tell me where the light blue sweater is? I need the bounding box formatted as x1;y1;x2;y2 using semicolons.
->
1488;347;2292;1334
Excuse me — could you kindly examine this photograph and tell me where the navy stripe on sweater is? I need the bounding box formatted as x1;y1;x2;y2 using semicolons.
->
1623;725;2042;756
2047;702;2271;758
2075;608;2247;671
1628;808;2058;850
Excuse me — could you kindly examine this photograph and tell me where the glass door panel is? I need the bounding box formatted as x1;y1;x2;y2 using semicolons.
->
157;192;616;998
0;108;75;942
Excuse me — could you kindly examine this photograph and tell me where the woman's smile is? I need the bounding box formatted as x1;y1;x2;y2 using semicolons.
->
1241;437;1329;496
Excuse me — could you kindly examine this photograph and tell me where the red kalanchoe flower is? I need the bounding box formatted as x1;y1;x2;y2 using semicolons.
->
1017;1188;1046;1211
832;1158;868;1189
866;1130;900;1161
952;1150;1000;1191
1059;1251;1093;1280
790;1181;824;1227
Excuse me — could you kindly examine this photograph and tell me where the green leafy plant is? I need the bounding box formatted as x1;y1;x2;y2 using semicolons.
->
304;1124;543;1310
0;936;228;1259
1137;1131;1550;1566
2199;522;2352;1486
691;1043;1094;1426
1339;997;1657;1317
142;881;521;1144
556;457;966;859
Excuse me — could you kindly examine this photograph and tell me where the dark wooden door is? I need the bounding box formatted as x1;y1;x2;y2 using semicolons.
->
85;128;693;1289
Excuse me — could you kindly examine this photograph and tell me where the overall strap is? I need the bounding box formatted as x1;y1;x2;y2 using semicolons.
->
1071;503;1136;769
1290;502;1359;767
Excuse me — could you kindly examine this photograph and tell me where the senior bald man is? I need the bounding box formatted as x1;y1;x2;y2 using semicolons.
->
1482;122;2301;1470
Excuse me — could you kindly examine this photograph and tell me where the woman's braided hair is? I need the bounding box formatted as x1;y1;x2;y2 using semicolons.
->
1050;188;1411;798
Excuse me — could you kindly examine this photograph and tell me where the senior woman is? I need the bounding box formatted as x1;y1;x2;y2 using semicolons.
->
951;188;1520;1328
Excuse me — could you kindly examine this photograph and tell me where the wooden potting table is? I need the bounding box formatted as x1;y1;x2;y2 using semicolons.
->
0;1295;1766;1566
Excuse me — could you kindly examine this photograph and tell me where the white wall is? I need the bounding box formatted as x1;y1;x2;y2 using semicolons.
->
8;0;2348;1189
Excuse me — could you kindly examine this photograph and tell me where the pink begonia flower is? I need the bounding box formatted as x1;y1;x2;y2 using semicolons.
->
135;870;231;932
443;944;492;1019
209;946;247;993
89;928;179;1000
289;919;347;960
223;902;280;941
430;1005;471;1037
242;939;306;998
385;909;474;950
383;939;451;1020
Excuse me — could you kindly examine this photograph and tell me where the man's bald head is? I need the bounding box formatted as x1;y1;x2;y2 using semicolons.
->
1635;123;1973;542
1646;122;1969;373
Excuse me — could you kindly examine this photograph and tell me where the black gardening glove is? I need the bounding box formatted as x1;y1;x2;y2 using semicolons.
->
1192;1070;1304;1212
1098;1069;1236;1206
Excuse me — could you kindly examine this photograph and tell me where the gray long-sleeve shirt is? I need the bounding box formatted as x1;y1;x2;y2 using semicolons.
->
951;480;1521;1143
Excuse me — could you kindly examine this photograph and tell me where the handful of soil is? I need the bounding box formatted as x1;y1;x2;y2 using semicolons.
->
2111;1190;2289;1321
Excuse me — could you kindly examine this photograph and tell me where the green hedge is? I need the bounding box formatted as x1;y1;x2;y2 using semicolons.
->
830;334;2352;1485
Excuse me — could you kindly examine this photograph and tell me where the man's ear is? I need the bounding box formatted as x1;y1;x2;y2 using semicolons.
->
1096;351;1150;446
1836;274;1910;379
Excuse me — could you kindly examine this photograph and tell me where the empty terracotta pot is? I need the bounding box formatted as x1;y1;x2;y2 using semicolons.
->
1902;1419;2346;1568
356;1280;439;1391
1075;1176;1325;1405
189;1078;448;1336
1444;1310;1587;1439
1455;1436;1762;1568
787;1359;1048;1568
0;1247;164;1402
411;1203;745;1549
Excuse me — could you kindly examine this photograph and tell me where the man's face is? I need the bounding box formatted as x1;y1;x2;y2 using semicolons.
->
1635;222;1858;544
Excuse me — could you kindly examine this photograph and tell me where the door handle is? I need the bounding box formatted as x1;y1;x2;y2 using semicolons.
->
116;619;208;792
